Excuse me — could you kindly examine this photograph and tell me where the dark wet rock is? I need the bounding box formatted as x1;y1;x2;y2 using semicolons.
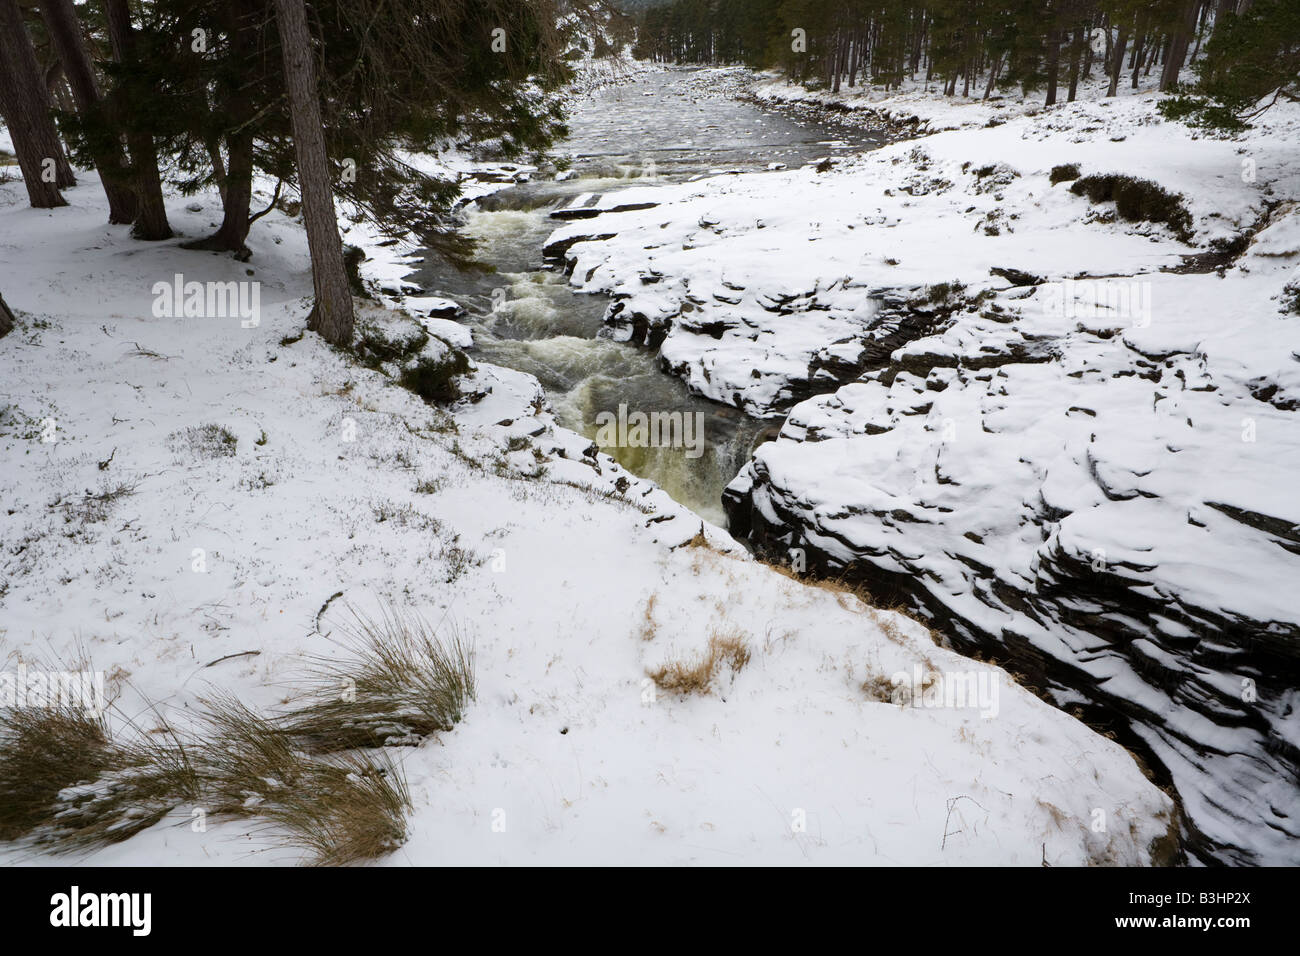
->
990;266;1044;286
723;295;1300;866
543;232;618;262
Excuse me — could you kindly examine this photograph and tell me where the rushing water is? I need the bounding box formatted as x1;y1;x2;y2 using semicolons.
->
408;67;885;524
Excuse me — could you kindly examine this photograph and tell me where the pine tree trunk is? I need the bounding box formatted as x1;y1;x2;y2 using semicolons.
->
1045;27;1062;105
205;136;228;203
1109;27;1129;96
39;0;137;224
1213;0;1237;35
186;0;260;256
0;0;72;207
848;28;859;87
186;129;253;256
1066;29;1083;101
0;291;15;339
273;0;354;346
831;30;843;93
103;0;172;240
1160;0;1201;90
984;52;1004;99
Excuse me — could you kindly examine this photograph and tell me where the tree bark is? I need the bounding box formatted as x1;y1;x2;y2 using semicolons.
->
1045;26;1062;105
1213;0;1237;31
186;0;259;256
1160;0;1201;90
40;0;137;223
103;0;173;240
0;0;73;206
984;52;1004;99
1109;26;1129;96
205;135;228;203
273;0;354;346
0;291;15;338
1066;28;1084;102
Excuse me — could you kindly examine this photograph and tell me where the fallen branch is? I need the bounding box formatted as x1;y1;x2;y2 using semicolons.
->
203;650;262;668
315;590;345;635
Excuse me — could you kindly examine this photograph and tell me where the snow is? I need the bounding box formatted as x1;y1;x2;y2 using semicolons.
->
541;77;1300;864
0;148;1174;863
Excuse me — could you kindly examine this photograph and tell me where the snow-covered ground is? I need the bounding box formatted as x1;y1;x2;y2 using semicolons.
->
0;145;1178;863
543;79;1300;864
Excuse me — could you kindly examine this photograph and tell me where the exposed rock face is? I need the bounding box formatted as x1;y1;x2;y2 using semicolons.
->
542;97;1300;865
723;266;1300;866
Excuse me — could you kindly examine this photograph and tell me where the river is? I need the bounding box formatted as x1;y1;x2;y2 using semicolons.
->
408;66;884;524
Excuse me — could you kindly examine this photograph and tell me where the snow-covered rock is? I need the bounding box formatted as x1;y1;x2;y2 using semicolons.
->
543;85;1300;864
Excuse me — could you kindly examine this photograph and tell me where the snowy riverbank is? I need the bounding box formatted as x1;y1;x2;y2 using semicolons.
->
543;77;1300;864
0;132;1180;862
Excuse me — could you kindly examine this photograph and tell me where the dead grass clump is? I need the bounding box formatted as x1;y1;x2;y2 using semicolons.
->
861;674;898;703
414;476;443;495
680;525;712;550
39;729;201;850
0;703;119;841
266;753;410;867
0;603;465;863
195;695;309;814
169;423;237;459
862;664;935;704
279;607;475;753
869;609;912;646
649;628;751;696
639;593;659;642
54;479;141;526
196;696;409;865
768;561;875;606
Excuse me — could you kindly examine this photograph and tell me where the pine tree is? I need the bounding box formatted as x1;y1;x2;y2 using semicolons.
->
273;0;355;345
103;0;173;239
1161;0;1300;129
0;0;74;208
103;0;575;262
39;0;137;224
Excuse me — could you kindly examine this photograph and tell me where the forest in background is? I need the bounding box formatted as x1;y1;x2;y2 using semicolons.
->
631;0;1299;126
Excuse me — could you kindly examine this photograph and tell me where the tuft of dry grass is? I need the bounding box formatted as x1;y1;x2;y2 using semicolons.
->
0;702;119;842
861;664;935;704
0;604;458;864
648;628;751;696
767;560;942;646
53;479;142;526
168;423;237;459
267;753;410;867
767;561;875;606
279;606;475;753
195;695;311;815
196;695;410;866
38;727;200;851
860;674;899;703
679;525;712;550
639;593;659;642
